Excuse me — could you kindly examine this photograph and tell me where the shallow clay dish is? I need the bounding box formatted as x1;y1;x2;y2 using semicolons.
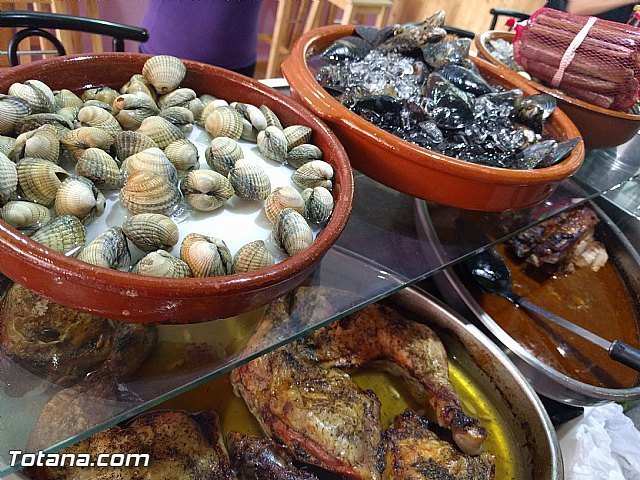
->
0;54;354;324
476;30;640;149
282;25;584;212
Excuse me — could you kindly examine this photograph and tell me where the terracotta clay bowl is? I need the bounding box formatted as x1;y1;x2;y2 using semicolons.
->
476;30;640;149
282;25;584;212
0;53;354;324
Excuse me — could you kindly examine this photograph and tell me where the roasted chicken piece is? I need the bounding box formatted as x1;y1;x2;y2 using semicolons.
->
0;283;157;386
28;410;232;480
383;410;495;480
302;303;487;456
231;343;383;480
510;204;608;273
227;432;319;479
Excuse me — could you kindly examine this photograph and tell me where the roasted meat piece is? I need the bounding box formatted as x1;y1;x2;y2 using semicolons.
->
227;432;319;479
28;410;232;480
302;303;487;456
231;343;383;480
0;283;157;386
510;205;608;272
383;410;495;480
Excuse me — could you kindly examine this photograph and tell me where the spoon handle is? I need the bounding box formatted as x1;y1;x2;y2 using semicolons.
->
609;341;640;372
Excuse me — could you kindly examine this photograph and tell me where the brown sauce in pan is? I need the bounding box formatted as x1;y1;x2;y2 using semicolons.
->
474;243;640;388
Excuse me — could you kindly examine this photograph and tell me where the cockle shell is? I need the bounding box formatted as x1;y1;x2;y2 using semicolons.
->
61;126;114;161
198;99;229;126
302;186;334;224
164;139;199;172
286;143;322;169
81;86;119;105
113;130;157;163
56;106;80;126
0;152;18;204
77;227;130;270
137;115;184;149
159;106;194;133
14;113;73;136
121;147;178;184
257;125;287;163
82;100;113;113
283;125;312;150
205;136;243;176
264;185;304;223
142;55;186;94
272;208;313;256
8;80;55;114
14;124;60;164
0;136;17;161
120;74;157;101
259;104;283;130
180;233;233;277
54;175;106;222
232;240;275;274
16;157;68;206
240;118;258;142
132;250;192;278
122;213;179;252
186;97;204;122
180;170;234;211
77;105;122;136
112;92;159;130
234;102;267;131
204;105;243;140
76;148;122;190
54;89;83;109
120;170;181;215
228;159;271;201
291;160;333;190
0;94;31;134
31;215;86;254
157;88;196;110
0;200;52;233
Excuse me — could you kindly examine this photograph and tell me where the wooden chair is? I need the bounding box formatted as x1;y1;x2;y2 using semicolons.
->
0;10;148;66
304;0;393;32
488;8;530;29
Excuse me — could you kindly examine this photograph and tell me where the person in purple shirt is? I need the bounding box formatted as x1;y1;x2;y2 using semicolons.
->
140;0;264;77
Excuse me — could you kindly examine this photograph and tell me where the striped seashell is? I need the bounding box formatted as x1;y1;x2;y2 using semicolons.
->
180;232;233;277
234;102;267;131
121;147;178;184
142;55;186;94
56;106;80;125
283;125;312;150
137;115;184;149
78;105;122;136
272;208;313;256
112;92;159;130
8;80;55;114
264;185;304;223
164;139;199;172
54;175;106;222
81;86;119;105
198;98;229;126
205;136;243;176
113;130;157;163
132;250;192;278
14;113;73;136
302;186;334;224
31;215;86;254
291;160;333;190
77;227;130;271
204;106;243;140
228;159;271;201
54;89;83;109
61;126;114;161
122;213;179;252
16;157;68;206
0;200;52;234
14;124;60;164
257;125;288;163
120;74;157;101
180;169;234;211
259;104;283;130
186;97;204;122
286;143;322;169
0;94;31;135
232;240;275;274
82;100;113;115
157;88;196;110
120;170;181;215
0;152;18;204
0;136;17;161
76;148;122;190
158;106;194;133
240;118;258;143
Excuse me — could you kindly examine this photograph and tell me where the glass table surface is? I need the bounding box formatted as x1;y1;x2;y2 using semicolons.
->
1;123;640;476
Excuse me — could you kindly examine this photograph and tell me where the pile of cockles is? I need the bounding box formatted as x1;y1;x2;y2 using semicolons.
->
0;55;335;279
315;11;579;169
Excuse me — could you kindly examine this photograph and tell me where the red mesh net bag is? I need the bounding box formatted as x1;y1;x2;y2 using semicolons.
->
513;8;640;111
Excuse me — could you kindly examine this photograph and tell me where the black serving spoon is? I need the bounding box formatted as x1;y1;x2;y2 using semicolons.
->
463;247;640;373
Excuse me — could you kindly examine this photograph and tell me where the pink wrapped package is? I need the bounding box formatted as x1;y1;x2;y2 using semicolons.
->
513;8;640;111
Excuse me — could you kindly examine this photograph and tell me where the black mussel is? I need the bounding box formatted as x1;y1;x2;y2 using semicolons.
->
400;101;431;129
423;38;472;69
355;25;394;47
436;64;494;96
476;89;522;118
424;73;474;129
544;137;580;167
418;120;444;143
520;139;557;169
515;94;556;134
377;13;447;55
352;95;404;127
322;36;372;62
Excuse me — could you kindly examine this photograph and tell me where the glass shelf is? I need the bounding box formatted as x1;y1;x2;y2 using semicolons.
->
2;136;640;477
